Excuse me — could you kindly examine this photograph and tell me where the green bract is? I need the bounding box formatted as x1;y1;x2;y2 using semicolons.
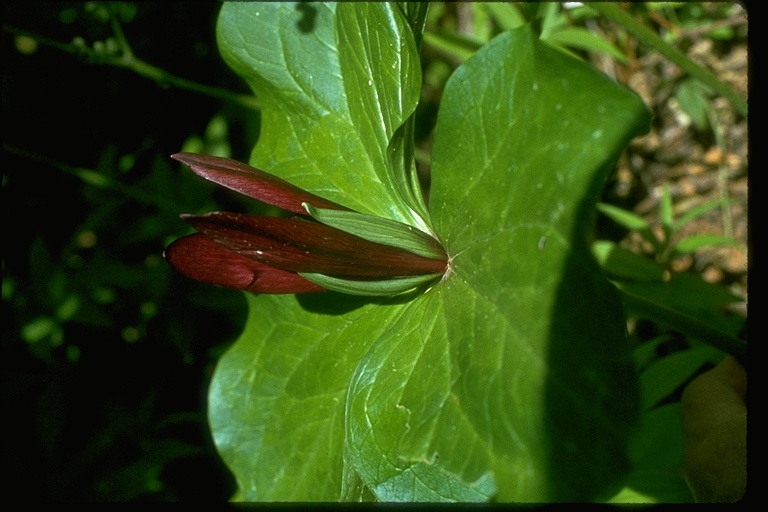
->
303;203;446;261
299;271;444;297
301;202;447;296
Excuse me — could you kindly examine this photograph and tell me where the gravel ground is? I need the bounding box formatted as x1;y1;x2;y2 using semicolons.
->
598;5;748;311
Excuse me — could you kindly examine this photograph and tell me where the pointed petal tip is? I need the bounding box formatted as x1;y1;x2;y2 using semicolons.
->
170;152;194;164
179;212;206;222
169;152;348;214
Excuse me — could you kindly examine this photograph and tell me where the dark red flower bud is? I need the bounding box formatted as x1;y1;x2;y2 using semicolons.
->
165;233;325;294
170;153;345;214
166;154;447;296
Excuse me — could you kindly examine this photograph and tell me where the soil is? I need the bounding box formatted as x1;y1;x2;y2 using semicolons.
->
597;6;748;313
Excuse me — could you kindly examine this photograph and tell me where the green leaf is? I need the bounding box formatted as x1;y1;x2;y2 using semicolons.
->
597;202;663;253
208;293;389;500
615;280;746;362
423;30;484;62
544;27;629;63
421;25;648;502
674;233;740;254
21;316;57;344
673;198;725;231
616;273;744;337
597;202;650;231
593;240;665;282
675;78;713;131
216;2;428;230
608;403;693;503
638;345;721;410
211;6;651;502
483;3;527;31
631;334;674;372
538;2;567;38
659;183;674;234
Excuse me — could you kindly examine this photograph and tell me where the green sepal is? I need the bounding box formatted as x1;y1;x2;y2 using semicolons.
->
303;203;446;261
299;272;443;297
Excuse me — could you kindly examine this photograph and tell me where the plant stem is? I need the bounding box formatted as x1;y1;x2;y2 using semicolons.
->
589;2;747;118
3;24;260;112
113;56;261;112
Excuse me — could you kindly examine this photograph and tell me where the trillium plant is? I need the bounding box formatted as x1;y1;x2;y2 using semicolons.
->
166;153;448;296
167;2;660;504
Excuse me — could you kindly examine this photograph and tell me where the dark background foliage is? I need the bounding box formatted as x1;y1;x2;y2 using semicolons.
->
3;3;246;500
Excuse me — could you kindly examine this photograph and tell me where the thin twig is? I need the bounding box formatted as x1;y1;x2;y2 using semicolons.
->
3;23;260;112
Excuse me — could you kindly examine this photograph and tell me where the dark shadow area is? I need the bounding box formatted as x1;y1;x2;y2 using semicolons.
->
542;161;641;502
295;2;318;34
2;3;248;501
296;284;433;315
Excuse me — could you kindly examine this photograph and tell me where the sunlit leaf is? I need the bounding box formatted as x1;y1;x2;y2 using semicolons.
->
211;4;650;502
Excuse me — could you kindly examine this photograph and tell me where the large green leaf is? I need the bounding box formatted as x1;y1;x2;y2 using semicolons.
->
216;2;431;231
210;2;650;502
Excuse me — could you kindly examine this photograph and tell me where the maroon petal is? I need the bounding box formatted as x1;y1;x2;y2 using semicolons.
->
165;233;325;294
182;212;448;278
171;153;346;215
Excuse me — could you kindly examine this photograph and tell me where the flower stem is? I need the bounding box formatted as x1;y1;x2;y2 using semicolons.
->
114;55;260;112
3;23;260;113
